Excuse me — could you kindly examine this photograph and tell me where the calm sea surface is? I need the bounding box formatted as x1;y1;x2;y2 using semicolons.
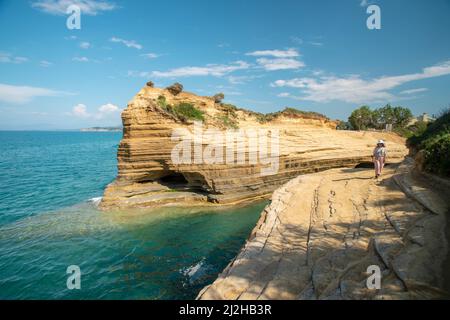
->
0;131;265;299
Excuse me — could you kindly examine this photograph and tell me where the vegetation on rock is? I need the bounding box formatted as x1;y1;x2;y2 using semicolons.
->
156;95;204;122
166;82;183;96
157;95;168;109
256;107;329;123
408;108;450;177
170;102;205;122
216;114;239;129
213;93;225;103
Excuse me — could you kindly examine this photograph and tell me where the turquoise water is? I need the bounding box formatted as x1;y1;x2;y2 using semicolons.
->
0;131;265;299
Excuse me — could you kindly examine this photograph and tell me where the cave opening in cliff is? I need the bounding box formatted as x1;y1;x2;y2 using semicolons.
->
355;162;374;168
156;171;210;194
354;162;391;168
159;172;189;186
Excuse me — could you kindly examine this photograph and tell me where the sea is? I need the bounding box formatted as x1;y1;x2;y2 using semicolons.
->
0;131;265;299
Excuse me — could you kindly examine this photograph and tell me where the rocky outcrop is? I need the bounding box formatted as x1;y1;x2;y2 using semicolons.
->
197;158;450;300
100;85;408;210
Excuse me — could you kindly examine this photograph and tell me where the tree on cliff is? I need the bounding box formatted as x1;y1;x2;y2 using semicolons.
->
349;105;412;130
372;104;412;129
392;106;413;127
349;106;373;130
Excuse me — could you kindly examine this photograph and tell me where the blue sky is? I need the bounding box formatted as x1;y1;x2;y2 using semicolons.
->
0;0;449;130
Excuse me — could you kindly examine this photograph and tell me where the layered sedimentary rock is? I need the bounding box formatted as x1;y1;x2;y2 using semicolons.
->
197;159;450;300
100;85;408;210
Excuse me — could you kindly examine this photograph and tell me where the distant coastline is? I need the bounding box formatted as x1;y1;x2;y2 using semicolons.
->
80;126;122;132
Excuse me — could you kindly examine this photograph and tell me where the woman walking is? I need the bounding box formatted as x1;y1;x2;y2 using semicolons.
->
372;140;387;178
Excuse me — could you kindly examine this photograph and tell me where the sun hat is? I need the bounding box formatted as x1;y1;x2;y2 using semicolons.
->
378;139;385;145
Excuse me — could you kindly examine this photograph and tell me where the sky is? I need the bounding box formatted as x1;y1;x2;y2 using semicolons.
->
0;0;449;130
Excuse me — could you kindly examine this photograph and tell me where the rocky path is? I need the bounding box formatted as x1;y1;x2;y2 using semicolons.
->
198;159;450;300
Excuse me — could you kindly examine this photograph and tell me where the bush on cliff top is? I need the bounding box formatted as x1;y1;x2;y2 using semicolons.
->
166;83;183;96
281;107;329;120
213;93;225;103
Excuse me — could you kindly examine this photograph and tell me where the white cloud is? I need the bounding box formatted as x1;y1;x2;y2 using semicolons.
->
98;103;119;114
271;60;450;104
12;57;29;63
246;48;299;58
150;61;250;78
256;58;305;71
140;53;159;59
39;60;53;67
110;37;142;50
71;104;90;118
0;53;29;64
228;74;263;84
400;88;428;95
69;103;121;119
80;41;91;49
72;56;89;62
31;0;116;16
0;83;71;104
245;48;304;71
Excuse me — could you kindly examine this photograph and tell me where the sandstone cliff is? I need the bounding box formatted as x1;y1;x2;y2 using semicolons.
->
197;158;450;300
100;85;408;210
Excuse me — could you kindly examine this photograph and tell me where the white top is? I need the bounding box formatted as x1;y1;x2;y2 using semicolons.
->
373;146;386;158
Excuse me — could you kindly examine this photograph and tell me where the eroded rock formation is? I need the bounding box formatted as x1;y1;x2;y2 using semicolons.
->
100;85;408;210
197;159;450;300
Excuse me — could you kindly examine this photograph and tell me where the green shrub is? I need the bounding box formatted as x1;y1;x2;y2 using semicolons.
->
407;107;450;177
217;114;239;129
409;108;450;147
157;95;168;110
398;121;428;140
422;133;450;176
393;126;414;138
172;102;204;122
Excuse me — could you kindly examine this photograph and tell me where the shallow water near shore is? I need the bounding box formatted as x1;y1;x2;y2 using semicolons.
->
0;131;265;299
